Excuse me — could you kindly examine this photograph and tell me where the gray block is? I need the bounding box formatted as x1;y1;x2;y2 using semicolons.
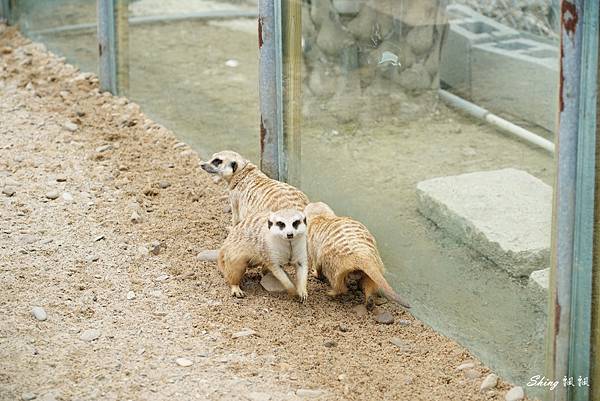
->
440;5;519;96
416;168;552;277
471;38;558;132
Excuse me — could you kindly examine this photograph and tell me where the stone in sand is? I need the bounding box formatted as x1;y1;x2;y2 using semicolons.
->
505;386;524;401
45;191;59;200
480;373;498;391
63;121;78;132
175;357;193;367
79;329;101;342
374;310;394;325
232;329;257;338
31;306;47;321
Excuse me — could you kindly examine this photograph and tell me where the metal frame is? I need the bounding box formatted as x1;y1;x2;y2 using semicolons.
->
546;1;599;400
97;0;128;95
258;0;285;180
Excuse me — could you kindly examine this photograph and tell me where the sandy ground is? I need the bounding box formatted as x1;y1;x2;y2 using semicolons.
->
0;26;533;401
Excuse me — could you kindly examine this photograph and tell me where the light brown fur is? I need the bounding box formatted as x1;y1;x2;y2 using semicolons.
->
304;202;410;308
217;209;308;301
201;151;309;225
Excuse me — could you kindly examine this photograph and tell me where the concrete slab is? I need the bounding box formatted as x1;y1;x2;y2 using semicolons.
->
416;168;552;277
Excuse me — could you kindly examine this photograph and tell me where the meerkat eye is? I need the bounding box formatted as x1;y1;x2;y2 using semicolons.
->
303;217;307;225
276;221;285;230
292;220;300;229
211;158;222;166
267;220;273;229
230;161;238;172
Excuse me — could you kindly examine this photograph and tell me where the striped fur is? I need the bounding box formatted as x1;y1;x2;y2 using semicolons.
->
304;202;410;308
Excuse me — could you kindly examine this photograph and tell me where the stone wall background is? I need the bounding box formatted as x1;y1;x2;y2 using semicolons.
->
302;0;449;99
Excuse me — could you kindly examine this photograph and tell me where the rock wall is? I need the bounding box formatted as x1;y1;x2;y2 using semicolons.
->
302;0;449;98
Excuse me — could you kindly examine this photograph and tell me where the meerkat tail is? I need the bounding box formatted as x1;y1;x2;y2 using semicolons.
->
362;266;411;309
197;249;219;262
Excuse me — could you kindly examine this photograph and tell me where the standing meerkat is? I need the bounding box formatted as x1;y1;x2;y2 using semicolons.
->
218;208;309;301
200;150;309;225
304;202;410;308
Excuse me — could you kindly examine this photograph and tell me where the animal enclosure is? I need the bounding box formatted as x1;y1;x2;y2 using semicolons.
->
2;0;598;400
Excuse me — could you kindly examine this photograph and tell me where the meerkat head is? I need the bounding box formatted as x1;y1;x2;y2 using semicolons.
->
200;150;248;183
303;202;336;223
267;209;307;241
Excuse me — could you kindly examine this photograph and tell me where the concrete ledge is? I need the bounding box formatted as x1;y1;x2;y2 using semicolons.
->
416;168;551;277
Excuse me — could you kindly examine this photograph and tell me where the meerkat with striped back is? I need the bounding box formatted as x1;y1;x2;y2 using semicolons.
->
200;150;309;225
217;208;309;301
304;202;410;308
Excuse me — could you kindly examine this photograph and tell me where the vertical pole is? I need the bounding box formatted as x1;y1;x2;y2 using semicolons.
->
97;0;129;95
546;1;598;401
592;47;600;401
258;0;284;179
0;0;10;23
281;0;302;185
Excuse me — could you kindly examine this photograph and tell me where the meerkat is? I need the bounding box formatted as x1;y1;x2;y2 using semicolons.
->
217;208;309;301
200;150;309;226
304;202;410;308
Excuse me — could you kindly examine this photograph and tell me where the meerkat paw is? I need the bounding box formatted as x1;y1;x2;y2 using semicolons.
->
230;286;245;298
297;288;308;303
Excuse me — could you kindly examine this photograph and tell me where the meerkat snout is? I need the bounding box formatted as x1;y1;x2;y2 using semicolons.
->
200;150;248;182
267;210;307;241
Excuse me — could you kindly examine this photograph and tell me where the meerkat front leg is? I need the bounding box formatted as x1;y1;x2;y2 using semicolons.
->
230;195;240;225
268;264;297;297
295;262;308;302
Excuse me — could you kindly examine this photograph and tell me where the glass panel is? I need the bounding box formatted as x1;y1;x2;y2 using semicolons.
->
14;0;98;73
292;0;559;395
127;0;260;162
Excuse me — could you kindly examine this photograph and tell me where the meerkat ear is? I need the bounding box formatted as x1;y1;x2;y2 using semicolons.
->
230;161;238;173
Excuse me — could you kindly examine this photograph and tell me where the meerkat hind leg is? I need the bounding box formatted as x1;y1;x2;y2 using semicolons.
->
327;273;348;297
223;255;249;298
360;275;379;306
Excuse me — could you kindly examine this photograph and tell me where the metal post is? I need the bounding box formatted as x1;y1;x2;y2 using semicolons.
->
258;0;284;180
546;1;599;401
97;0;129;95
0;0;10;23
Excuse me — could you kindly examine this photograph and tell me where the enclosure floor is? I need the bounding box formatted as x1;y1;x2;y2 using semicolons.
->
0;26;530;401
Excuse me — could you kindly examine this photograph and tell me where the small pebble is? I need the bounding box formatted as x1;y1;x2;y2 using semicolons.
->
2;187;16;197
456;362;475;371
232;329;257;338
296;389;324;398
21;393;36;401
55;176;67;182
225;59;239;67
62;192;73;202
374;311;394;325
398;319;411;326
95;144;113;153
337;323;349;332
94;235;105;242
480;373;498;391
149;241;162;255
351;304;367;317
323;340;337;348
505;386;524;401
86;255;99;262
126;291;136;300
159;181;171;189
31;306;47;321
45;191;59;200
63;121;78;132
197;250;218;262
175;357;193;367
173;142;186;149
79;329;101;342
389;337;413;352
156;274;169;282
130;211;142;223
